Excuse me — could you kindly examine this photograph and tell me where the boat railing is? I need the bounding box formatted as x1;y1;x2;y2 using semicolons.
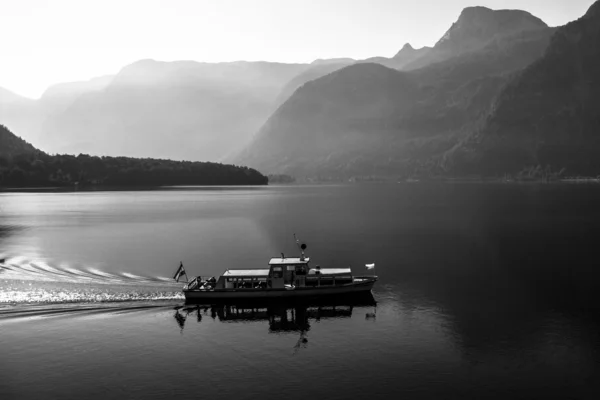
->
186;276;216;290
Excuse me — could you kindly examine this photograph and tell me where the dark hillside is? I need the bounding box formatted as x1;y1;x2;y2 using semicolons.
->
0;125;267;188
445;1;600;176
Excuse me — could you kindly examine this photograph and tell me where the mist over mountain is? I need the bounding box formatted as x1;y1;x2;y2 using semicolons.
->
235;63;422;177
33;60;309;161
234;7;555;178
361;43;432;70
2;3;595;180
0;88;31;105
445;1;600;177
0;76;115;147
0;88;41;146
40;75;114;113
311;58;356;66
273;60;356;108
271;44;432;113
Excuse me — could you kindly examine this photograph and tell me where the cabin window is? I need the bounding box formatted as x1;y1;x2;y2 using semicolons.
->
286;265;295;271
296;266;307;275
272;266;283;278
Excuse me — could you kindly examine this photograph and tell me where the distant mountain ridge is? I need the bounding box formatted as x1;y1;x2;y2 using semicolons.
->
41;75;114;101
7;60;310;162
393;43;431;61
405;6;548;70
236;63;422;177
0;87;33;105
6;3;595;180
271;43;432;112
233;7;556;178
360;43;432;70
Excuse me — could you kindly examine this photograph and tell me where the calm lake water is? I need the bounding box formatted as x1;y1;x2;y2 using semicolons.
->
1;183;599;399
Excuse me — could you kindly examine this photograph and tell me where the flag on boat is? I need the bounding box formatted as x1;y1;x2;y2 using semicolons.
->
173;262;187;282
365;263;375;270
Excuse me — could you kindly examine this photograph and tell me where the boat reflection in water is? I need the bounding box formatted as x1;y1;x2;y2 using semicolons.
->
173;292;377;347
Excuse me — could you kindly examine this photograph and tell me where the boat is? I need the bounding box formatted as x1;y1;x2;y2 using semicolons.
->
179;236;377;302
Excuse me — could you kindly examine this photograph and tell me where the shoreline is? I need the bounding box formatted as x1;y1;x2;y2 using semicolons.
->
2;178;600;193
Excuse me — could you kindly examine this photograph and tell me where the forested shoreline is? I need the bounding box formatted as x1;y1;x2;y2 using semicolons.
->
0;125;268;188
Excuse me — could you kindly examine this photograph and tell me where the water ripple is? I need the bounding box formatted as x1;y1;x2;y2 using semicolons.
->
0;254;184;306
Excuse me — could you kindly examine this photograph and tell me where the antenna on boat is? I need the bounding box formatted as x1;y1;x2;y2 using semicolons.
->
294;233;307;261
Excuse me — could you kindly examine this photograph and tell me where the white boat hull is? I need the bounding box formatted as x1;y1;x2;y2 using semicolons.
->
183;277;377;302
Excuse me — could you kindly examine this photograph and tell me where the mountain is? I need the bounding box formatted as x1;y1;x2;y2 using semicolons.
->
361;43;432;70
444;0;600;177
0;124;40;158
0;76;115;146
273;60;355;107
404;6;547;71
40;75;114;114
272;44;431;111
234;9;554;179
0;87;31;105
0;88;41;145
392;43;432;67
234;63;420;177
311;58;355;66
38;60;308;161
405;27;554;136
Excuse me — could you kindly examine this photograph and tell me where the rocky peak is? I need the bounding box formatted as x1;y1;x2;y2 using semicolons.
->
435;6;547;52
393;43;431;62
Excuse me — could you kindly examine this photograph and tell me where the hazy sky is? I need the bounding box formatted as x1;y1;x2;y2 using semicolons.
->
0;0;595;98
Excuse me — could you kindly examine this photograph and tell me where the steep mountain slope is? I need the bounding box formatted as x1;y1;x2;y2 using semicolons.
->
445;1;600;176
235;10;554;178
272;44;431;110
39;60;308;161
405;6;547;71
0;124;40;158
406;27;554;135
235;63;421;177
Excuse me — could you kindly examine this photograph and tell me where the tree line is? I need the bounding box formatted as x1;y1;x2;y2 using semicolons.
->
1;125;267;188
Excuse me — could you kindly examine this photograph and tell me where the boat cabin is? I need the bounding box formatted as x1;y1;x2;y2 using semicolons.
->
267;257;311;289
212;256;353;290
219;269;269;289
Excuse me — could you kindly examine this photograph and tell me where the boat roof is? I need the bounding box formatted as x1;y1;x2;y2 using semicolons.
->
223;269;269;277
268;257;310;265
308;268;351;275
